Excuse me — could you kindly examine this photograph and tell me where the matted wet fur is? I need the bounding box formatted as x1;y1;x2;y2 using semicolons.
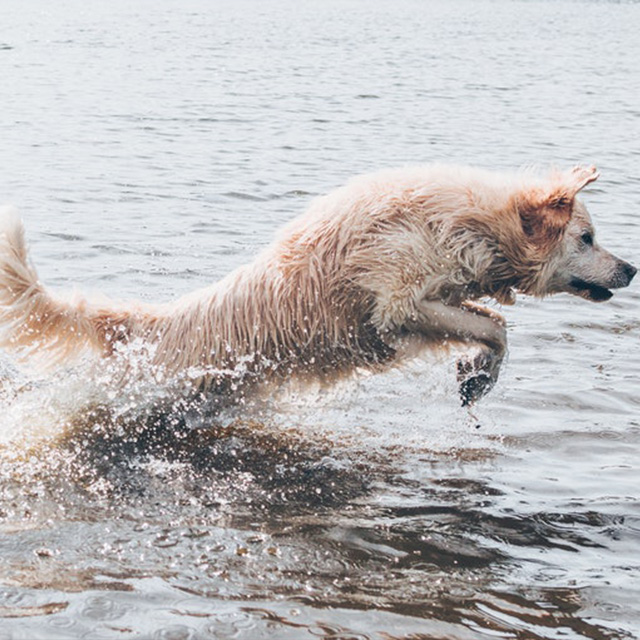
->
0;164;636;404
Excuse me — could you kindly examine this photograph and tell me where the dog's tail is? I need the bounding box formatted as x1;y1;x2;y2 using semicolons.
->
0;206;136;369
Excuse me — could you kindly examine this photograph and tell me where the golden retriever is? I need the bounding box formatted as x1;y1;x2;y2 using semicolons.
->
0;164;635;405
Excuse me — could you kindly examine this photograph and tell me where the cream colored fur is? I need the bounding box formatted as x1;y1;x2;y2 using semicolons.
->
0;164;635;403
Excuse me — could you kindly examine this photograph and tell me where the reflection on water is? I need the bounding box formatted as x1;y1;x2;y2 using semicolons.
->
1;0;640;638
2;378;639;639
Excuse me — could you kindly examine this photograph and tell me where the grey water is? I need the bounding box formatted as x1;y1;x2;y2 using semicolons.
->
1;0;640;638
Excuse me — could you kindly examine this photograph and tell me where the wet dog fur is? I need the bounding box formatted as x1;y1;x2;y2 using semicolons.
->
0;164;635;404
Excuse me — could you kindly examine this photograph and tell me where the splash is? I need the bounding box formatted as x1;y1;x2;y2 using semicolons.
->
0;334;490;452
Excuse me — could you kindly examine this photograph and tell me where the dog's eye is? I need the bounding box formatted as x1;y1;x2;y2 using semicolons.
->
581;232;593;246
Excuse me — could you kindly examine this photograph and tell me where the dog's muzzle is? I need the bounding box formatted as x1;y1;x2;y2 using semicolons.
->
569;259;636;302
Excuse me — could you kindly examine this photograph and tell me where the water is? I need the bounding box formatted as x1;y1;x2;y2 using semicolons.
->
1;0;639;637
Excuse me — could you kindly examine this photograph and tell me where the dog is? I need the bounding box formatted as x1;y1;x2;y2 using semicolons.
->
0;164;635;405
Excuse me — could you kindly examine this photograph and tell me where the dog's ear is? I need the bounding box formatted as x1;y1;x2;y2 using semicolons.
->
548;165;599;209
529;165;599;211
518;165;598;248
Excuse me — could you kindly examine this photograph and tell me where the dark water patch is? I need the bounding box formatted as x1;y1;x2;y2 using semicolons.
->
46;403;374;519
90;243;141;256
42;231;84;242
221;192;270;202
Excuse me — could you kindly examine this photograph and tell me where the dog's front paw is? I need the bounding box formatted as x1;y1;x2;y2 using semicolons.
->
458;370;492;407
456;347;503;406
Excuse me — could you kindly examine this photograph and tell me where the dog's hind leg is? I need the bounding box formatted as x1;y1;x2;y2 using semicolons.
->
406;300;507;405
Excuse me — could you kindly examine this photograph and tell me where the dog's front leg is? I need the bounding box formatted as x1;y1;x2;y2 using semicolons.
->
407;300;507;405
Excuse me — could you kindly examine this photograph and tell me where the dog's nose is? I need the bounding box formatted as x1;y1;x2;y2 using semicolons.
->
624;262;637;283
611;260;637;288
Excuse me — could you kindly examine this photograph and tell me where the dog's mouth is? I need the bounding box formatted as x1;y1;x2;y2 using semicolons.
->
568;277;613;302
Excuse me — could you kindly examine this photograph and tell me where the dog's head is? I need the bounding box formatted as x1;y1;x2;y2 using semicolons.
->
515;166;636;302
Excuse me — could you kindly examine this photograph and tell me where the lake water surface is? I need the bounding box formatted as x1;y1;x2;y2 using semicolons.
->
1;1;640;638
